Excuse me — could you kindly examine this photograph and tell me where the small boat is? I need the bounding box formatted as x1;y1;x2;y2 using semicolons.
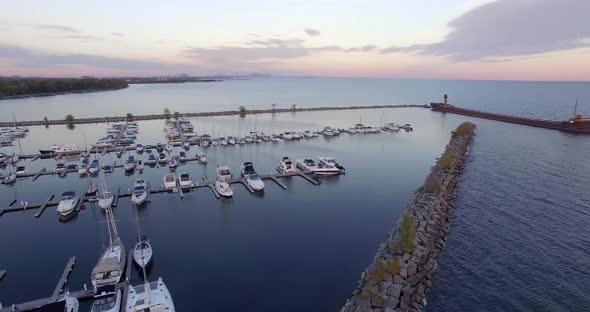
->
384;123;400;132
276;157;296;174
66;164;78;171
211;139;219;146
88;160;99;174
0;153;6;163
281;132;294;140
215;180;233;197
91;289;122;312
15;165;26;175
40;144;79;154
244;136;254;143
238;138;246;144
136;144;144;153
78;162;88;175
137;160;144;172
103;165;113;173
240;161;255;177
304;131;314;138
178;173;193;188
3;172;16;184
183;142;190;150
57;191;79;216
228;136;236;145
246;174;264;191
197;152;207;164
125;278;175;312
158;153;168;164
165;144;173;152
164;174;176;189
220;137;228;146
178;151;187;162
146;154;157;165
156;143;164;152
115;147;125;158
87;183;98;196
131;179;148;205
169;159;178;170
98;192;114;210
55;160;67;175
81;150;91;158
124;156;136;172
314;157;346;175
133;235;152;268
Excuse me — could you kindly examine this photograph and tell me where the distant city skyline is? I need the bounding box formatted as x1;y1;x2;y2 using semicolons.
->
1;0;589;80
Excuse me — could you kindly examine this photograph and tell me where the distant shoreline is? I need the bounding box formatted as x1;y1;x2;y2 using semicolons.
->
0;104;429;127
0;85;129;101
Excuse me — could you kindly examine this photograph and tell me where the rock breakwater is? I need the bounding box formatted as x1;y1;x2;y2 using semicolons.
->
341;122;476;312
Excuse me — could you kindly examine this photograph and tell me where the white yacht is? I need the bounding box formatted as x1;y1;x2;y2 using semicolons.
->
165;144;173;152
246;174;264;191
276;157;296;174
125;278;175;312
88;160;99;175
314;157;346;175
124;156;136;172
15;165;26;175
91;289;122;312
197;152;207;164
98;192;114;210
164;174;176;190
91;235;125;292
179;173;193;188
136;144;144;153
158;153;168;164
168;158;178;170
86;183;98;196
296;158;317;171
57;191;78;216
133;235;152;269
39;144;79;154
215;166;233;197
55;160;67;175
131;179;148;205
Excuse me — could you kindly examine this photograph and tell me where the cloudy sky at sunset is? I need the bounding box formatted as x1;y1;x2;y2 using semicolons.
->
1;0;589;80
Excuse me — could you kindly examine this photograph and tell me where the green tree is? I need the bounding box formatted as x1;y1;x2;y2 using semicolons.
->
65;114;74;124
239;105;247;117
126;113;134;121
173;111;180;120
291;104;297;111
164;108;171;119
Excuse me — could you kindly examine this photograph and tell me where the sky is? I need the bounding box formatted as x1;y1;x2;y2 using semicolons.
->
0;0;589;80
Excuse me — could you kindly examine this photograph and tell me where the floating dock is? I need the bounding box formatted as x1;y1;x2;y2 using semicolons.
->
0;171;319;218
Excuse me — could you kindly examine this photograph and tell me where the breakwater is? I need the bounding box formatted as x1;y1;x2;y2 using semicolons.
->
0;104;428;127
340;122;475;312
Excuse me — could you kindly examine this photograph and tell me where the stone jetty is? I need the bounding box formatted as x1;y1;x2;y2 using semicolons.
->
340;122;476;312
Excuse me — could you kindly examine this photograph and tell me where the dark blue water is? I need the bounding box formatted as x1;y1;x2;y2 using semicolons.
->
425;118;590;312
1;79;590;311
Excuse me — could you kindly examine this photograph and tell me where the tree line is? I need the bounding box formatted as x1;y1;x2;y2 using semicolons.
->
0;78;128;98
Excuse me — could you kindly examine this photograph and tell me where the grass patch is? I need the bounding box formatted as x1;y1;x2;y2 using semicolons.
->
400;213;416;253
439;151;455;171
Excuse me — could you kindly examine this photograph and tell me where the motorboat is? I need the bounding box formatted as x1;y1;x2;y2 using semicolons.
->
81;150;91;158
238;138;246;144
133;235;153;269
304;131;315;138
15;165;26;175
183;142;190;150
164;174;176;190
66;164;78;171
156;143;164;152
240;161;256;178
39;144;79;154
87;183;98;196
220;137;228;146
322;127;337;136
276;157;296;174
168;159;178;170
91;289;122;312
2;172;16;184
228;136;236;145
165;144;173;152
146;154;157;165
197;152;207;164
136;144;144;153
55;160;67;175
137;160;144;172
88;160;99;174
98;192;114;210
125;278;175;312
384;123;400;132
178;173;193;188
315;157;346;175
103;165;113;173
246;174;264;191
115;147;125;158
124;156;136;172
57;191;79;216
217;165;232;182
178;151;187;162
215;180;233;197
131;179;148;205
296;158;317;171
0;153;6;163
78;161;88;175
158;153;168;164
400;123;413;131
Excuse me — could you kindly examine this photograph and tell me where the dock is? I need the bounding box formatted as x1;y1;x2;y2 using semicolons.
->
0;171;322;218
51;257;76;299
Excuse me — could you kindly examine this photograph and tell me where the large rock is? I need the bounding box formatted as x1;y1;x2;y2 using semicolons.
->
386;284;402;298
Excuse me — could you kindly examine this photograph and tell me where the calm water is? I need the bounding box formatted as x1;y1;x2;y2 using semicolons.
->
1;78;590;122
1;78;589;311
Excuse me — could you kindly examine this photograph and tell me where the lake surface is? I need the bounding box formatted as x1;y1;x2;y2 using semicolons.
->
1;78;589;311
